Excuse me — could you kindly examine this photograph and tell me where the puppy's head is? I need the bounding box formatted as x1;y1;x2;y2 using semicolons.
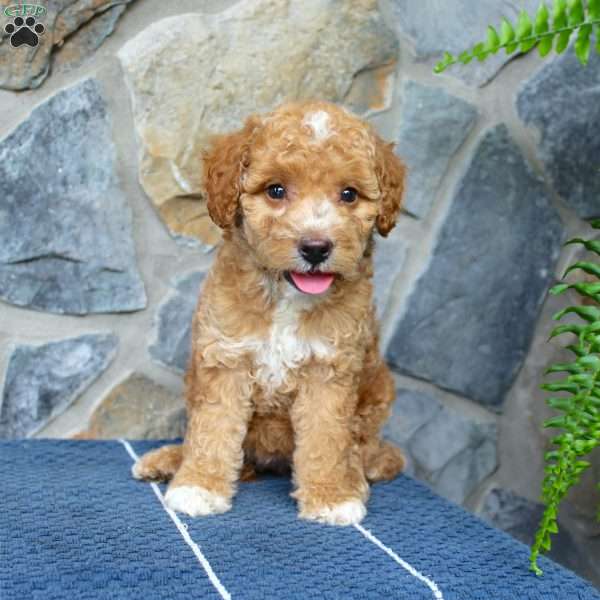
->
202;102;405;295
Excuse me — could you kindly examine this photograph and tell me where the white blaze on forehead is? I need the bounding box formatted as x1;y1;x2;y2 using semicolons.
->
303;110;332;141
298;198;342;230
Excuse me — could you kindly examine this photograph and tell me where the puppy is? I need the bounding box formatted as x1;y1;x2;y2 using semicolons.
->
133;101;406;526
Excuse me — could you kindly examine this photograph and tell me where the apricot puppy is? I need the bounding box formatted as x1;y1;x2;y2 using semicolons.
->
133;101;406;526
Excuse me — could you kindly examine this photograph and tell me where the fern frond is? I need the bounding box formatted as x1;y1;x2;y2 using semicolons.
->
530;220;600;576
434;0;600;73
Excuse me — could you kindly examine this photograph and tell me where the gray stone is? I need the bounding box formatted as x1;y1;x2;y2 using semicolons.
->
386;0;539;86
0;78;146;315
0;333;118;438
480;487;584;574
383;388;440;445
517;51;600;220
432;434;496;504
76;374;185;440
0;1;135;90
384;388;497;503
373;228;408;320
386;125;563;409
397;82;478;219
118;0;399;246
150;271;206;373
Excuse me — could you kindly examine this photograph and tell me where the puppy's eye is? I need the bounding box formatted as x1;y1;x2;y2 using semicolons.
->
266;184;286;200
340;187;358;204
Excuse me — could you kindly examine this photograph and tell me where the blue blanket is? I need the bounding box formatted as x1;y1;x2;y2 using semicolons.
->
1;440;598;600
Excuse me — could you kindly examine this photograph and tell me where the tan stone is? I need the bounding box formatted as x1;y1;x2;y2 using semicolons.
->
118;0;399;245
75;374;185;440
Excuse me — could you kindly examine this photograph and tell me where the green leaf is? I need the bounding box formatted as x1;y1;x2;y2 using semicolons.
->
567;0;585;26
553;0;568;27
538;33;555;56
500;18;516;44
459;50;473;64
516;10;534;39
550;283;570;295
549;324;585;338
536;2;550;32
568;372;594;386
547;397;574;410
541;532;552;551
575;23;592;65
567;343;587;357
589;0;600;19
546;362;583;374
433;52;454;73
530;558;543;577
541;382;579;393
590;219;600;230
506;41;520;54
544;416;568;429
516;10;537;51
472;42;488;61
486;26;501;52
553;305;600;322
577;355;600;370
586;320;600;333
547;520;559;534
522;38;539;53
571;281;600;299
564;261;600;279
556;29;573;52
534;4;553;55
564;238;600;255
500;17;519;53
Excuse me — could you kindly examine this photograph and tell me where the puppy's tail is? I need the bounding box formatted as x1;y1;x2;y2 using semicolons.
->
131;444;183;482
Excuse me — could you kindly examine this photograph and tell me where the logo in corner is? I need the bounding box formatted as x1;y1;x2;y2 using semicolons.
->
4;4;46;48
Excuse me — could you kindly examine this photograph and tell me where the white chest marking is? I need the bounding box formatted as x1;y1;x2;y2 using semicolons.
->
303;110;332;141
254;290;332;393
211;289;333;394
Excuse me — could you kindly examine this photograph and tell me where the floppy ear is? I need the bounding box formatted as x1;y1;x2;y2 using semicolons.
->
373;135;406;237
202;116;260;230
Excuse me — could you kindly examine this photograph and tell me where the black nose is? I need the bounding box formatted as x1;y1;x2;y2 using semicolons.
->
299;238;333;266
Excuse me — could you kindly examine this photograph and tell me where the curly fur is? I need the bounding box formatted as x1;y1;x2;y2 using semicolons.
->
134;101;406;526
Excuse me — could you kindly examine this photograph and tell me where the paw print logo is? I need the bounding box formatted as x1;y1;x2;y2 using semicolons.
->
4;16;45;48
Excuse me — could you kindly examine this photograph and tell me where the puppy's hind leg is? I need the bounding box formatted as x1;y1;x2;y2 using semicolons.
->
132;444;183;482
357;360;404;483
362;441;404;482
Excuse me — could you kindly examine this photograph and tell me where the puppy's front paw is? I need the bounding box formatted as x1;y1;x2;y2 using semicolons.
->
300;498;366;526
165;485;231;517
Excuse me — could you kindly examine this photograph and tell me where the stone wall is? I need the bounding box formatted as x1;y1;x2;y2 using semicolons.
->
0;0;598;586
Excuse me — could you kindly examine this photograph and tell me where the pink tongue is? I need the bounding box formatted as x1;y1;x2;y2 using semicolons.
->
290;271;335;295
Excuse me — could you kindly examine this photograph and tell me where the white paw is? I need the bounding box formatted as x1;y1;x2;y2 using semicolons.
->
131;461;144;480
301;499;366;526
164;485;231;517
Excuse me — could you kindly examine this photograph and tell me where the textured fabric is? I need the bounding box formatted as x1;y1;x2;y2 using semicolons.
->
1;440;598;600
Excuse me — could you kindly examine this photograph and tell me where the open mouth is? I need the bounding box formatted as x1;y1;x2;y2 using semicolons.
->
284;270;336;295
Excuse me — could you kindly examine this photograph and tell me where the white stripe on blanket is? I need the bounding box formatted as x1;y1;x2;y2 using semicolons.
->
119;440;231;600
354;523;445;600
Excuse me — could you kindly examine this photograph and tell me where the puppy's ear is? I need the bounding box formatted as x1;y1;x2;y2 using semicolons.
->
202;116;260;230
373;134;406;237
